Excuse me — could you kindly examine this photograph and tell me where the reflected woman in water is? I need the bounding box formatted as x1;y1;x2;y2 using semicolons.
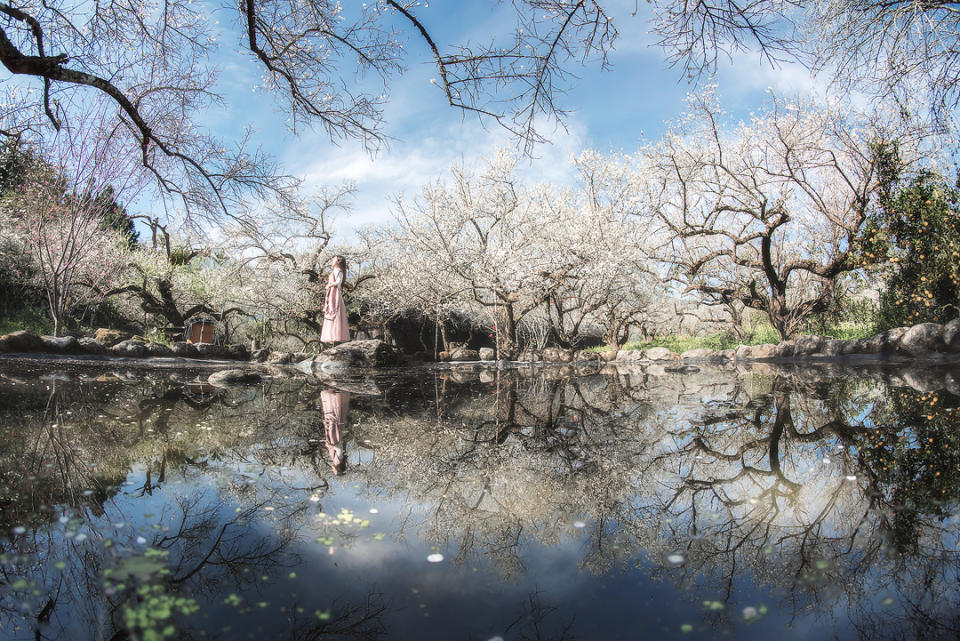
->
321;389;350;475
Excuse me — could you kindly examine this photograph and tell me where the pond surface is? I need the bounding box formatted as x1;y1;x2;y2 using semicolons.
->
1;360;959;641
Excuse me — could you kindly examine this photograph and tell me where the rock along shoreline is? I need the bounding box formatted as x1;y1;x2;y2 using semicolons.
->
1;319;959;376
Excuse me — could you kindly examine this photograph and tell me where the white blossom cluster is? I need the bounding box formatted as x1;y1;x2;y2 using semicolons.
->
354;149;666;350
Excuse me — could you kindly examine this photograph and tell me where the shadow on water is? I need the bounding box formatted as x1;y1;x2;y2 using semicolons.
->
0;361;958;640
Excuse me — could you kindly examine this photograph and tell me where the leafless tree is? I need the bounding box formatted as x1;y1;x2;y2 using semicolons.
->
0;0;616;222
651;1;960;132
649;0;805;79
639;89;907;340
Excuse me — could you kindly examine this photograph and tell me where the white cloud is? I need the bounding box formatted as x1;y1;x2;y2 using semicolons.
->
288;111;588;238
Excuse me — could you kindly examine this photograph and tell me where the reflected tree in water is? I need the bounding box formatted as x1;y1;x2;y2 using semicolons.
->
2;364;959;640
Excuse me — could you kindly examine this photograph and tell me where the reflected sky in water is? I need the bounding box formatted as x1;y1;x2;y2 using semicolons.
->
1;360;959;640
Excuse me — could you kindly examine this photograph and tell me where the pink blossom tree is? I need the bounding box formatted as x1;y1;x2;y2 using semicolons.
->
4;110;145;335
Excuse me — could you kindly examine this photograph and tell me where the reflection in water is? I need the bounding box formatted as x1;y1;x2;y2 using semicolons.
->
322;389;350;475
0;362;958;640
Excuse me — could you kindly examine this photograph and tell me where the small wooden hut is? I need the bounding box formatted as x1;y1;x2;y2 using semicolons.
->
184;313;218;345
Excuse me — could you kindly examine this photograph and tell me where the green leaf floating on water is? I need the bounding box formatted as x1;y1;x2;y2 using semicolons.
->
123;585;199;640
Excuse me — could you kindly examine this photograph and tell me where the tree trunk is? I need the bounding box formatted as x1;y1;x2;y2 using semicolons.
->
497;302;518;359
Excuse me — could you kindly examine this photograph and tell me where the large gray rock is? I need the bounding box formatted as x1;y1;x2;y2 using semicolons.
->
226;344;249;360
681;348;715;360
541;347;573;362
267;351;294;364
575;350;603;362
737;344;777;360
645;347;677;361
838;339;862;355
41;335;81;353
93;328;131;346
616;349;645;362
321;339;401;368
793;335;827;356
316;359;353;374
0;330;45;353
942;318;960;353
751;344;777;359
111;339;148;357
208;369;263;386
449;347;480;362
294;356;323;375
774;340;795;357
77;337;109;355
196;344;232;359
170;341;199;357
144;342;173;357
250;348;271;362
899;323;944;355
478;347;496;361
820;339;844;357
861;327;908;354
734;344;753;360
711;349;736;362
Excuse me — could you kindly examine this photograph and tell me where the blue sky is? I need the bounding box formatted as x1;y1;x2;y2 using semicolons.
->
199;1;823;237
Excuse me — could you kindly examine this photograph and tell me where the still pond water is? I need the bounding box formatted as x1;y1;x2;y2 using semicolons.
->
1;359;959;641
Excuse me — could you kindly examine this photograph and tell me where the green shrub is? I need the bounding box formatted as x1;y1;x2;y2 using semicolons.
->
614;319;873;353
143;327;173;346
871;149;960;330
0;306;54;336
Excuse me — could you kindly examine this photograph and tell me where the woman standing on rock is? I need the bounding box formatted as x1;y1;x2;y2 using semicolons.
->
320;255;350;345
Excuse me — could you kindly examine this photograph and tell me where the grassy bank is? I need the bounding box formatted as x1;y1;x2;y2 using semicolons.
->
0;307;54;337
588;321;875;354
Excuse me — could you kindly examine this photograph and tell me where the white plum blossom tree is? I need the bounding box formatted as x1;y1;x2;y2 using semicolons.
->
377;151;571;357
540;150;664;347
638;89;915;340
359;149;666;353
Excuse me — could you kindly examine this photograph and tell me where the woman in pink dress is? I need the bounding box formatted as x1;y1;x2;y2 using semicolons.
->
320;255;350;345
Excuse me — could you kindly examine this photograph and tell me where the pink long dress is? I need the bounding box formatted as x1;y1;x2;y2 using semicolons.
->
320;268;350;344
321;389;350;474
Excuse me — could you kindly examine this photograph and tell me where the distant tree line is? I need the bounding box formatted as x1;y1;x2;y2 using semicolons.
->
1;90;957;352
